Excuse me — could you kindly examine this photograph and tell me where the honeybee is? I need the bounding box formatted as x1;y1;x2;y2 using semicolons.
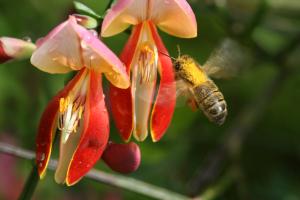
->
163;39;246;125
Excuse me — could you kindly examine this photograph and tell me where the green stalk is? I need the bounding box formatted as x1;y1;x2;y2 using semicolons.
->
18;163;39;200
105;0;115;11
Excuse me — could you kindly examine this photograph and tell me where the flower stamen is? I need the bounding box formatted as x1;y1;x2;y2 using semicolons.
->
58;96;85;144
58;75;88;144
137;42;158;84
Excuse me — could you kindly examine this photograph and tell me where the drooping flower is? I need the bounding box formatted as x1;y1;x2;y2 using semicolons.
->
101;0;197;142
31;16;129;185
0;37;36;63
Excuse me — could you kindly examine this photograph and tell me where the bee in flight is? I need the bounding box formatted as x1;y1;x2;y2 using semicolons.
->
161;39;245;125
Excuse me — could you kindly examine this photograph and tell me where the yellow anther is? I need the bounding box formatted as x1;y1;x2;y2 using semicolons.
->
59;98;65;113
140;43;155;65
59;96;71;113
78;106;83;119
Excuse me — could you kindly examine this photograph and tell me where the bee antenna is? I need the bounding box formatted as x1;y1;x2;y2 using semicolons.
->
176;45;181;57
158;51;177;60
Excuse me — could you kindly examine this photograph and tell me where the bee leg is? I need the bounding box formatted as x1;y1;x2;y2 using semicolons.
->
186;97;198;112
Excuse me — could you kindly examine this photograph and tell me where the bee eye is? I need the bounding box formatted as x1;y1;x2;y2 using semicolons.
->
174;62;181;70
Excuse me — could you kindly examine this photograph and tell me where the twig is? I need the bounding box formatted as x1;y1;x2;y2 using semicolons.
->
105;0;115;11
18;164;39;200
0;142;191;200
197;169;236;200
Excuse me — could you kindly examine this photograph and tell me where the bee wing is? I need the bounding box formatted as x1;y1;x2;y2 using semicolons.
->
175;79;198;109
175;79;190;98
202;38;251;79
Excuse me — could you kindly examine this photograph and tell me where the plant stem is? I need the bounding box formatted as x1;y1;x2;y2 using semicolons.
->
105;0;115;11
18;163;39;200
0;142;190;200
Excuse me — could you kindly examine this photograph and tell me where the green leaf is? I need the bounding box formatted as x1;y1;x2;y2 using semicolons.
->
73;14;99;29
73;1;102;20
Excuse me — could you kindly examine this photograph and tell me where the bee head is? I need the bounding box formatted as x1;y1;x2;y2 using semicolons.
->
174;55;192;71
174;59;183;71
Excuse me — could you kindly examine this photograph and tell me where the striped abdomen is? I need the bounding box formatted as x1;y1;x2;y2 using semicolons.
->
192;79;227;125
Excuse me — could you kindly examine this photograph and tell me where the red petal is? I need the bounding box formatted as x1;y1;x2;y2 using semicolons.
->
66;71;109;185
102;142;141;174
149;22;176;142
36;69;86;178
109;23;143;141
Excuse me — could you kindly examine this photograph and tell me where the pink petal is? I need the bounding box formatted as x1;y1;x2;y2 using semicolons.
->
31;17;82;73
151;0;197;38
71;17;129;89
101;0;145;37
31;16;129;89
101;0;197;38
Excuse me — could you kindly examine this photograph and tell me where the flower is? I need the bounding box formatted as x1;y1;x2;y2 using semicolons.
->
0;37;36;64
31;16;129;185
101;0;197;142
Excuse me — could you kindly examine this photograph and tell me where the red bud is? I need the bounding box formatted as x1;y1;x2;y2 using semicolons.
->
102;142;141;174
0;37;36;64
0;40;12;63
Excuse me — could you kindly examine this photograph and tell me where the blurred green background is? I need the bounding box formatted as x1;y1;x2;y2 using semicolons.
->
0;0;300;199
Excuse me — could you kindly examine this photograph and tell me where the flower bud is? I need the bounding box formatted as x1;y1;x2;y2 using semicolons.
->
0;37;36;64
73;14;98;29
102;142;141;174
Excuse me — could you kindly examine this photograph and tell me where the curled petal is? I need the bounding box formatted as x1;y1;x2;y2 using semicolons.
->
31;16;129;89
149;23;176;142
36;69;86;178
101;0;197;38
102;142;141;174
66;71;109;185
0;37;36;64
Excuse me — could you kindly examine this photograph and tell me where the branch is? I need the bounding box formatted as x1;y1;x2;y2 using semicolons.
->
0;142;191;200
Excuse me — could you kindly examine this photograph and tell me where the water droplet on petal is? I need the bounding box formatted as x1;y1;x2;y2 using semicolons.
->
89;30;98;37
81;41;88;49
85;35;91;42
37;152;45;161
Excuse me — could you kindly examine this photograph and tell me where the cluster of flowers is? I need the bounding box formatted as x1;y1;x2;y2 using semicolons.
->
0;0;197;185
